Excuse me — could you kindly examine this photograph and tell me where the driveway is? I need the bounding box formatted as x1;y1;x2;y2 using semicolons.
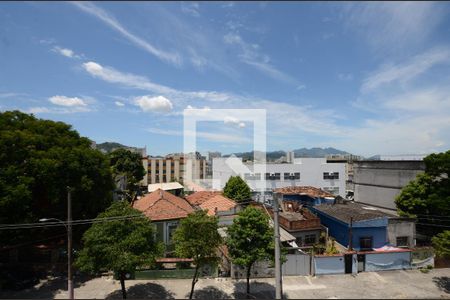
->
1;269;449;299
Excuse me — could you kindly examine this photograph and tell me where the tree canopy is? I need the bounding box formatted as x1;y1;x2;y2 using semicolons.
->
226;206;274;296
395;150;450;238
109;148;145;201
172;210;222;299
0;111;114;245
432;230;450;258
75;201;162;299
223;176;252;203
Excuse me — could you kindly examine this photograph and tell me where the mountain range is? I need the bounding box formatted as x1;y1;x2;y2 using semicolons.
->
96;142;351;160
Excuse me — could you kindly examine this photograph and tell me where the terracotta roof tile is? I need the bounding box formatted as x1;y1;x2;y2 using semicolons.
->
200;195;237;216
274;186;334;198
185;191;221;205
133;189;194;221
186;191;237;216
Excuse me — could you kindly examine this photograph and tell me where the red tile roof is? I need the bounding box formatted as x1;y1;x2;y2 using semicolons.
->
274;186;334;198
133;189;194;221
185;191;221;205
186;191;237;216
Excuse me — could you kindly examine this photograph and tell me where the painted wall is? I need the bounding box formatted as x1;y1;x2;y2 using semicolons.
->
314;256;345;275
365;251;411;271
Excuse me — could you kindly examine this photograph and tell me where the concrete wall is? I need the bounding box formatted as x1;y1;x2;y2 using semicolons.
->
212;157;346;196
364;251;411;272
353;161;425;210
387;219;416;248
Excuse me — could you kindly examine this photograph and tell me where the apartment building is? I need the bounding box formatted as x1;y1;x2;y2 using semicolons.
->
212;157;346;197
141;153;207;186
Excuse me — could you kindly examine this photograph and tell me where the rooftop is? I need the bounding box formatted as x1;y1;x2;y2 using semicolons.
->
185;191;221;205
313;202;397;224
186;191;237;216
274;186;335;198
133;189;194;221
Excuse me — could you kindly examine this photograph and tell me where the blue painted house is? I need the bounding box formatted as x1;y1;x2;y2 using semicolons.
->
310;202;396;250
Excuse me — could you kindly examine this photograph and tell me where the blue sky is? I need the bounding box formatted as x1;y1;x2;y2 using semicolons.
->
1;2;450;157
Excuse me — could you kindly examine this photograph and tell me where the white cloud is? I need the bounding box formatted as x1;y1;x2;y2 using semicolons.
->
224;116;246;128
223;33;299;85
134;95;173;113
115;101;125;107
181;2;200;17
337;73;353;81
341;2;444;53
72;2;181;66
362;47;450;93
82;61;231;102
146;127;249;144
49;95;87;107
52;46;79;59
79;59;449;156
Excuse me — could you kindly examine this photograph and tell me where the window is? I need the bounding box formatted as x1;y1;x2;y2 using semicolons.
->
359;237;373;250
167;222;179;244
265;173;281;180
396;236;408;247
284;172;300;180
244;173;261;180
323;187;340;195
296;237;303;246
304;234;316;245
323;172;339;180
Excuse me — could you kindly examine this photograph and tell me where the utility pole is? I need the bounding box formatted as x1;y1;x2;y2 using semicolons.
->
273;193;283;299
67;187;74;300
348;217;353;251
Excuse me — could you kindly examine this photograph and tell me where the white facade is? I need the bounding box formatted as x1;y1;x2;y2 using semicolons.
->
212;157;346;196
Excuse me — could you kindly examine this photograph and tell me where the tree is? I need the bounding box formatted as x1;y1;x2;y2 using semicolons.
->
0;111;114;246
109;148;145;201
432;230;450;258
223;176;252;203
75;201;162;299
172;210;222;299
395;150;450;238
226;206;274;297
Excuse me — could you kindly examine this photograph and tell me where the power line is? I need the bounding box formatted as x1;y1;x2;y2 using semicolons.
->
416;223;450;228
0;214;145;230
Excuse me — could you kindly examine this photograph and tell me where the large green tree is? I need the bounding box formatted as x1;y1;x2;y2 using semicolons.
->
109;148;145;201
223;176;252;203
75;201;162;299
172;210;222;299
226;206;274;297
0;111;114;245
395;150;450;238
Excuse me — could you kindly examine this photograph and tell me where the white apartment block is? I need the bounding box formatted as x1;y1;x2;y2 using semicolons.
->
212;157;346;196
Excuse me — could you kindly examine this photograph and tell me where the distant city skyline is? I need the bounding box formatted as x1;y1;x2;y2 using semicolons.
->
1;2;450;157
